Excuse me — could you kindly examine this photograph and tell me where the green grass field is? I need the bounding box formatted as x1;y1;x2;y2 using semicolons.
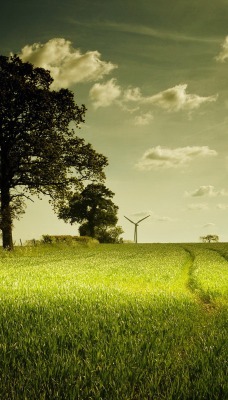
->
0;243;227;399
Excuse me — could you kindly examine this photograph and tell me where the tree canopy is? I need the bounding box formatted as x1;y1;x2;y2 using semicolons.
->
58;183;121;241
200;234;219;243
0;55;108;249
94;226;124;243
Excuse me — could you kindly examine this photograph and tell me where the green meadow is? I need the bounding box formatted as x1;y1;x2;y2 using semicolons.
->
0;243;227;399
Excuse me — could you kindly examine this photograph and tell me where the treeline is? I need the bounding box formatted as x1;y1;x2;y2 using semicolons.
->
24;233;123;247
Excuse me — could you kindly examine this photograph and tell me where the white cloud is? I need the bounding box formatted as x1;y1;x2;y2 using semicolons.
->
188;185;215;197
136;146;217;170
18;38;117;89
131;211;152;219
187;203;209;210
142;84;218;112
156;216;174;222
129;211;174;222
217;203;228;209
19;39;217;118
203;222;215;228
134;112;153;126
186;185;228;197
89;79;121;109
123;87;142;102
89;81;142;110
216;36;228;62
90;81;217;115
121;84;217;113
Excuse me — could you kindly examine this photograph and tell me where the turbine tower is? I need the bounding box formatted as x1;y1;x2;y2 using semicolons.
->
124;215;150;243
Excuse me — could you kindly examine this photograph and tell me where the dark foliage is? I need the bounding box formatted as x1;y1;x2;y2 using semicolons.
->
58;183;122;242
0;55;108;249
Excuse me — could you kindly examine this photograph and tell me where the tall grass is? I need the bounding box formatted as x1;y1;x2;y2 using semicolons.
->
185;244;228;305
0;243;227;399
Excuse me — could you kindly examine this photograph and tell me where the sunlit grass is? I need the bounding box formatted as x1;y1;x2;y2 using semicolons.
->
0;244;192;299
185;244;228;305
0;243;227;399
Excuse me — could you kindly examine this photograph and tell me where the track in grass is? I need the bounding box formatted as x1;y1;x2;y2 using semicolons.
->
0;243;227;399
182;244;228;308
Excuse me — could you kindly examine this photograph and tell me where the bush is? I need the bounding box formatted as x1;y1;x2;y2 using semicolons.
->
41;235;99;245
95;226;124;243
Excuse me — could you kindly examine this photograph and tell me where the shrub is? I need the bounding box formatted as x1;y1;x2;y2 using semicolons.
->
41;234;99;245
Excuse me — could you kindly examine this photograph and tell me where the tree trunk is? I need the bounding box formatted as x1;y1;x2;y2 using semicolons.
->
1;186;13;250
2;224;13;250
88;219;95;238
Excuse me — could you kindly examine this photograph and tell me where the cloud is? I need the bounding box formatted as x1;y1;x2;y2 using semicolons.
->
18;38;117;89
101;22;218;44
156;216;174;222
130;211;152;219
217;203;228;209
136;146;217;170
187;203;209;210
89;79;121;109
134;112;153;126
141;84;218;112
122;84;217;112
123;87;143;102
188;185;215;197
186;185;228;197
129;211;174;222
90;81;217;115
216;36;228;62
89;81;142;110
203;222;215;228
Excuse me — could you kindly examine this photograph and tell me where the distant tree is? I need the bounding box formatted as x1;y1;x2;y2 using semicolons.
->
58;183;122;241
200;234;219;243
0;55;108;249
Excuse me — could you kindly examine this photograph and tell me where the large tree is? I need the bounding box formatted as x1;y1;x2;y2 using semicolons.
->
58;183;119;239
0;55;108;249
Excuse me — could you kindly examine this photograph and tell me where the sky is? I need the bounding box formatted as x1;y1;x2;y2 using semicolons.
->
1;0;228;244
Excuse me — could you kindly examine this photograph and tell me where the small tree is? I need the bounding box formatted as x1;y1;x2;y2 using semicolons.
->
200;234;219;243
58;183;121;240
0;55;108;249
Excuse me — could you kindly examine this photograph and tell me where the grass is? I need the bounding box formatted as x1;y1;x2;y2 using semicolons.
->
0;243;227;399
185;244;228;305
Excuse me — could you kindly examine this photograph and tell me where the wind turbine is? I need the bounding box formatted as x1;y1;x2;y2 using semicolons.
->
124;215;150;243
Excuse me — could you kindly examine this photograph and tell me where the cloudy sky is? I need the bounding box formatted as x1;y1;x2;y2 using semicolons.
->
1;0;228;243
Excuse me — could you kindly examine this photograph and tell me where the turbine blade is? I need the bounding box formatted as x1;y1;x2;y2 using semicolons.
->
124;216;135;224
136;215;150;224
